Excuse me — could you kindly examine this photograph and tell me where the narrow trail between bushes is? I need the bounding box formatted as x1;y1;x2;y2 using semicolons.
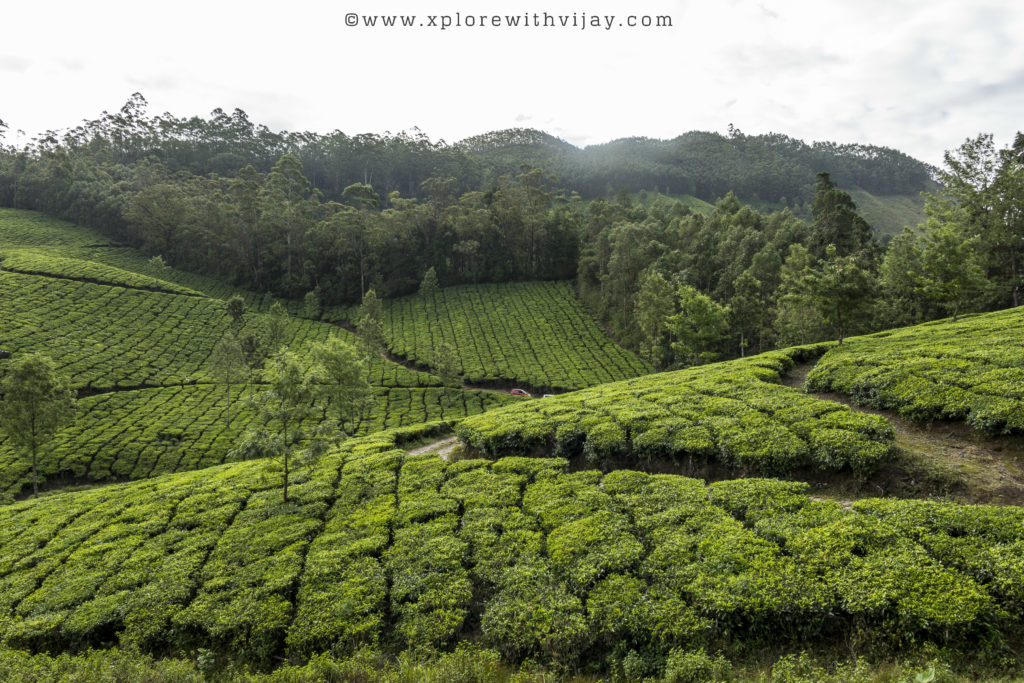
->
784;363;1024;506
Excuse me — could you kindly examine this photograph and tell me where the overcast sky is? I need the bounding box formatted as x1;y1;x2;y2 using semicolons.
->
2;0;1021;166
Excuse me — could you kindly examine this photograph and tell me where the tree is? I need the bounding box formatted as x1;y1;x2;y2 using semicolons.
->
232;350;318;503
0;353;76;497
774;250;829;347
806;244;876;344
226;295;246;340
355;289;387;378
265;301;289;354
634;269;674;368
808;172;877;261
419;266;439;297
309;336;375;436
917;220;987;321
342;182;380;210
665;285;730;367
209;337;246;426
303;288;321;319
932;133;1024;307
879;228;929;326
433;341;462;406
260;154;317;295
728;271;771;356
239;330;267;399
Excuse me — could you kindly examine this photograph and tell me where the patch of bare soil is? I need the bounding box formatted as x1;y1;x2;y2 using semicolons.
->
406;436;461;461
783;363;1024;506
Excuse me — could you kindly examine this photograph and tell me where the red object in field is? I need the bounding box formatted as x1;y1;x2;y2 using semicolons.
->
509;388;531;397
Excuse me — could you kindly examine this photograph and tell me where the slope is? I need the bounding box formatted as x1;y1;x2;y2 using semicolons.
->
332;280;652;393
0;210;513;499
0;425;1020;677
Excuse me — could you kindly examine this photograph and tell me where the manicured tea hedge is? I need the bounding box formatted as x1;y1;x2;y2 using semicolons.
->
0;208;290;312
1;270;436;391
456;344;896;476
0;249;204;296
0;209;107;248
805;306;1024;434
1;426;1021;673
0;385;512;499
334;280;652;391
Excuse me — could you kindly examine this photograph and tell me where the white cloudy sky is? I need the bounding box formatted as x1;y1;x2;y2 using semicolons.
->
2;0;1021;165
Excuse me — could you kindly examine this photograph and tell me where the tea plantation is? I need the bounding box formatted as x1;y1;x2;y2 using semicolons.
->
0;208;291;311
333;280;652;392
2;268;442;391
0;426;1022;678
806;306;1024;434
0;210;517;497
3;208;1024;680
0;385;510;499
456;343;902;477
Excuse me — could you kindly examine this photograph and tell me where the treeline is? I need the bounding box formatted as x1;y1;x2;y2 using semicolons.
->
0;97;1019;368
0;142;578;301
0;94;933;210
465;126;935;206
581;133;1023;368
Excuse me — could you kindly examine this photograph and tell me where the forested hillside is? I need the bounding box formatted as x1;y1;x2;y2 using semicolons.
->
2;98;1018;376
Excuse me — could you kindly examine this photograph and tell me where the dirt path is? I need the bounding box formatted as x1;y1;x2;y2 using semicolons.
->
784;363;1024;506
325;319;552;396
405;436;461;461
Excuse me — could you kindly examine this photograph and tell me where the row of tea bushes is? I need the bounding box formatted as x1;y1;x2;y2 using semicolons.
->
0;385;512;499
2;269;437;391
0;248;204;296
805;307;1024;434
337;280;652;391
456;345;894;476
1;426;1022;672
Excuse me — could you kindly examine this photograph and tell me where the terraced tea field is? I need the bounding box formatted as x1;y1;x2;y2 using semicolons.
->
0;385;511;499
0;426;1021;672
2;269;434;391
456;343;904;477
806;306;1024;434
334;280;652;392
0;209;515;498
0;209;294;312
4;206;1024;679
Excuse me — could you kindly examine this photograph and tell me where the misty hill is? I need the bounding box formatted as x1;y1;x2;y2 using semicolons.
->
0;96;934;236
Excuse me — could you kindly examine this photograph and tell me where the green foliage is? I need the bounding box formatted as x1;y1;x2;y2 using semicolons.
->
0;429;1020;674
808;172;878;261
805;305;1024;433
806;245;877;344
0;210;533;496
0;353;76;497
0;384;510;499
0;248;202;295
419;266;439;297
0;265;435;392
208;336;246;427
458;344;889;476
635;269;674;367
309;336;374;436
666;284;730;366
351;280;650;391
663;648;733;683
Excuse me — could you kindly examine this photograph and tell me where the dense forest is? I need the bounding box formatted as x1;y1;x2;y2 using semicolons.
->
1;95;1020;369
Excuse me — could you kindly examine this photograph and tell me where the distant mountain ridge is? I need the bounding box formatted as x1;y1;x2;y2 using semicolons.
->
457;126;937;204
